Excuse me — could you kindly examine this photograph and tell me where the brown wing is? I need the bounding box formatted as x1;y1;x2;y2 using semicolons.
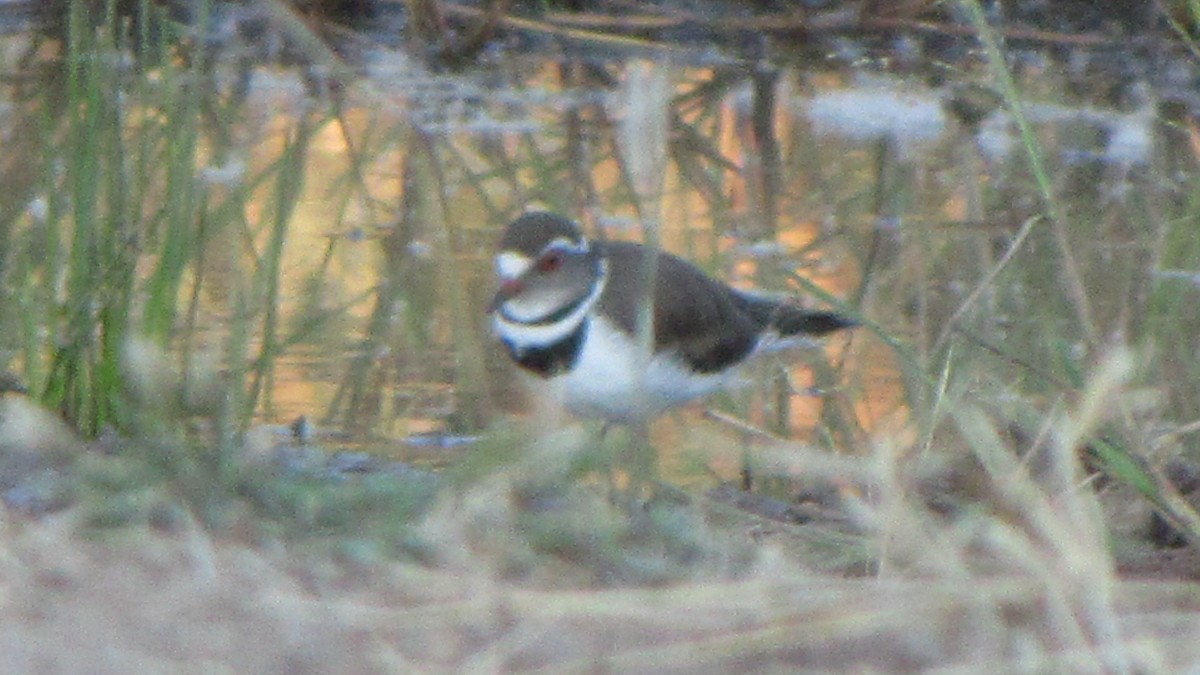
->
598;242;767;373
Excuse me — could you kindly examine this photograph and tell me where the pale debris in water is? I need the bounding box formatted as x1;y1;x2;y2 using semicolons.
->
1104;111;1153;168
361;48;423;89
976;112;1016;164
199;160;247;186
733;240;788;259
799;84;947;157
25;196;47;222
1103;109;1156;202
240;69;313;121
364;54;553;136
595;214;640;233
407;240;433;258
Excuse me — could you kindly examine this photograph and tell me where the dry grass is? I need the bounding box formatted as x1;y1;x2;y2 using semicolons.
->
3;359;1200;673
1;493;1197;672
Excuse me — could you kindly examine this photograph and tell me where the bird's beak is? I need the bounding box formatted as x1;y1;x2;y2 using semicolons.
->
487;277;523;314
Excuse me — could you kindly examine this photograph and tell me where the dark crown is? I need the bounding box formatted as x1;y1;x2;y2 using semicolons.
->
500;211;587;256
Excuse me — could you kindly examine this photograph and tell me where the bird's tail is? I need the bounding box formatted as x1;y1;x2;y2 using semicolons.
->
771;307;858;337
736;291;857;338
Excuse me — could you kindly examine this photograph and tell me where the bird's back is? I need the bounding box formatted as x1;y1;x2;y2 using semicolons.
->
597;241;764;373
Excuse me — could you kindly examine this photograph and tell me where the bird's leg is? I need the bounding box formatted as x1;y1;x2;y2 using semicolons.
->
620;421;660;503
743;363;792;491
595;422;660;506
597;421;622;503
741;446;754;491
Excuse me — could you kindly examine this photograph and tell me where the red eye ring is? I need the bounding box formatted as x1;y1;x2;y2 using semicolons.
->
537;250;564;273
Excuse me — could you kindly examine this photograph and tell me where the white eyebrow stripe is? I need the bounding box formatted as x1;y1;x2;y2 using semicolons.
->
495;252;532;280
544;236;590;254
496;235;590;280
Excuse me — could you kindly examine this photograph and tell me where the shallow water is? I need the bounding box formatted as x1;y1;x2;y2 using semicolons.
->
271;48;1177;467
261;25;1193;455
3;5;1195;480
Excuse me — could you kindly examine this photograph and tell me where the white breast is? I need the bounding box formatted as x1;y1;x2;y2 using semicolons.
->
557;316;736;423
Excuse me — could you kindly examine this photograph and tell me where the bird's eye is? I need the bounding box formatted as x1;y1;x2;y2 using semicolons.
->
537;250;564;273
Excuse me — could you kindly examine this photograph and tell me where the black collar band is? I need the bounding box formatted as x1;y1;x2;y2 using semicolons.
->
504;319;588;377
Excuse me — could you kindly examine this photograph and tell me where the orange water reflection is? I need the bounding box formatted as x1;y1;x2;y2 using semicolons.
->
247;61;906;476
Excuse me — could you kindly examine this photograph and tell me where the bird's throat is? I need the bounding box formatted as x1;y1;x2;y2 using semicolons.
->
497;287;597;327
